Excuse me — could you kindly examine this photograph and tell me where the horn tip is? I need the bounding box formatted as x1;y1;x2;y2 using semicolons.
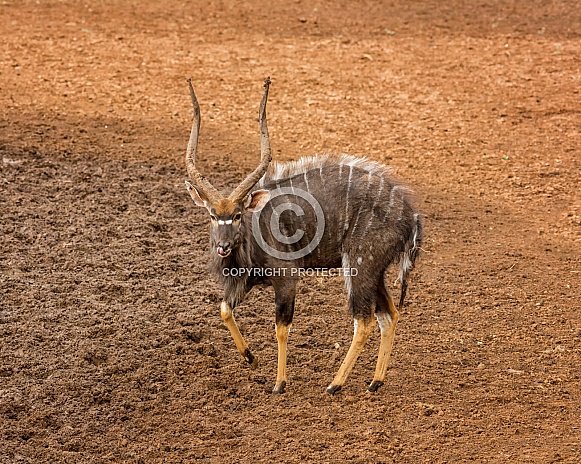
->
187;78;195;93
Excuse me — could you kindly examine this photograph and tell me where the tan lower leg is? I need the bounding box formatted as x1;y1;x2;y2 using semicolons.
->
273;323;290;394
327;317;376;394
369;304;399;391
220;301;257;368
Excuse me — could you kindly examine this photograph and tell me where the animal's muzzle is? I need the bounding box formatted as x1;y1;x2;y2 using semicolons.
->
217;242;232;257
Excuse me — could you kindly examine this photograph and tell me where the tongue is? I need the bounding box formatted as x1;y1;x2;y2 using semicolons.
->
217;246;226;256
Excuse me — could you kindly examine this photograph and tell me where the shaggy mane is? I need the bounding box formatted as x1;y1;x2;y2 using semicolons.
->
258;154;392;186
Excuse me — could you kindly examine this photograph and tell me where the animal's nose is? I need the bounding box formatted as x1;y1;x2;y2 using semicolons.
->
217;242;231;256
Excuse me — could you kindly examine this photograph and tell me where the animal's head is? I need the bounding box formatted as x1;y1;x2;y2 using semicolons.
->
184;77;272;258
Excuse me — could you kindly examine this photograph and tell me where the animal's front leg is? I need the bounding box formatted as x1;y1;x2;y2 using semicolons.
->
273;322;291;394
272;279;298;394
220;301;258;368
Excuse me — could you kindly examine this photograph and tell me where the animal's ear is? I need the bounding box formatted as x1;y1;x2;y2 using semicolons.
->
244;189;270;212
185;181;209;208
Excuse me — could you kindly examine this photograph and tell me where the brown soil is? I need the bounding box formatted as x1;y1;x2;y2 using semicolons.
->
1;1;580;462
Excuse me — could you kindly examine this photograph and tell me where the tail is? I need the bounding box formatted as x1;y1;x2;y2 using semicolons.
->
398;213;423;311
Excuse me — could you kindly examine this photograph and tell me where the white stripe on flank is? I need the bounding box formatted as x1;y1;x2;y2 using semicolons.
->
363;175;384;235
388;185;401;209
303;171;309;193
388;185;408;221
344;164;353;232
351;171;373;237
342;253;352;298
337;163;344;241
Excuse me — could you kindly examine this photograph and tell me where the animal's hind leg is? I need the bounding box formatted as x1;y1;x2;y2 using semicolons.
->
326;255;378;395
326;316;376;395
367;285;399;393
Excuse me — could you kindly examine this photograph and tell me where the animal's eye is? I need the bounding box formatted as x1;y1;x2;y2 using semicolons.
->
233;213;242;221
210;214;218;221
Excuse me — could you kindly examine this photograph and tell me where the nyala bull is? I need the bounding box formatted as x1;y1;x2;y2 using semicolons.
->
184;77;423;394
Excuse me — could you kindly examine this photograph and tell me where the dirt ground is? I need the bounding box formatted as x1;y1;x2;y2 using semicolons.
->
1;1;580;462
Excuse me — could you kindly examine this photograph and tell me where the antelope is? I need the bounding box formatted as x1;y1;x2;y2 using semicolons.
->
184;77;423;394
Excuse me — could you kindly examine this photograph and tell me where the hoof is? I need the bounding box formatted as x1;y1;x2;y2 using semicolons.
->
273;381;286;394
366;380;384;393
326;384;342;395
244;349;258;369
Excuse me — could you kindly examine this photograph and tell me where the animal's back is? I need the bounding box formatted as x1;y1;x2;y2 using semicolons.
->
254;154;420;270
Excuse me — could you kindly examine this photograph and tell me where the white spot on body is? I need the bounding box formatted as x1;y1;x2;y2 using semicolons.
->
357;257;363;265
